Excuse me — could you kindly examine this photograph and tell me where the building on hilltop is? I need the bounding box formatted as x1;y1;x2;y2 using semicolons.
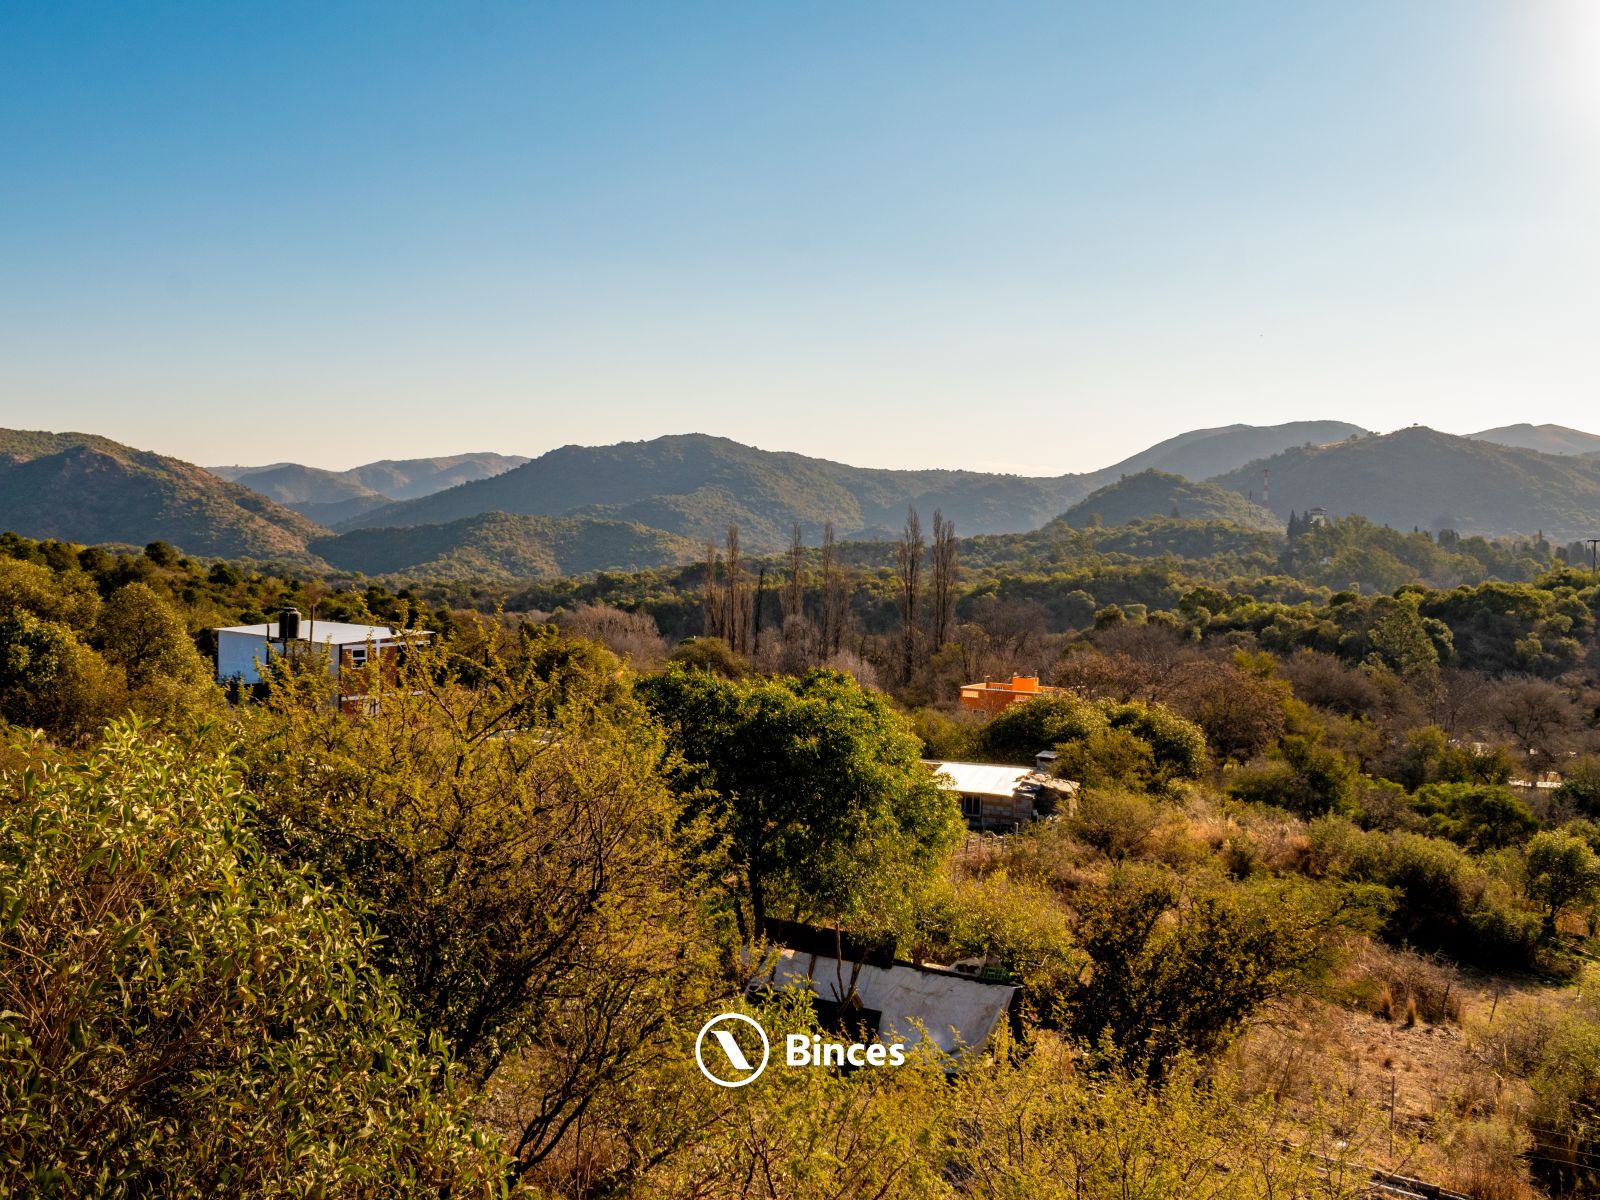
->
214;607;428;712
957;674;1064;714
926;758;1078;832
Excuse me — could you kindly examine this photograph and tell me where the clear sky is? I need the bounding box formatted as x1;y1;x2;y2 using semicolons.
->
3;2;1598;474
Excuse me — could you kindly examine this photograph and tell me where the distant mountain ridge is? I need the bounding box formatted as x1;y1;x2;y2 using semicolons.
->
208;453;529;526
334;424;1362;551
1078;420;1367;489
1468;424;1600;457
0;429;325;558
1207;427;1600;542
14;420;1593;575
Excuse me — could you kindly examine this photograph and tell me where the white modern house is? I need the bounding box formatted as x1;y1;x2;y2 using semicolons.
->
214;607;427;709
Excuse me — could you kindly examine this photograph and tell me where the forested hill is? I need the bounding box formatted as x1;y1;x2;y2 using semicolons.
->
334;433;1094;549
311;511;700;582
1208;427;1600;542
334;425;1367;551
0;428;326;559
1065;471;1282;531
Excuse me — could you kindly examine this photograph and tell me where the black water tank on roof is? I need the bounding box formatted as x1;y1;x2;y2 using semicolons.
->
278;607;301;640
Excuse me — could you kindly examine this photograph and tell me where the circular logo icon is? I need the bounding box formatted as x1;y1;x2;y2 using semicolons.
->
694;1012;770;1088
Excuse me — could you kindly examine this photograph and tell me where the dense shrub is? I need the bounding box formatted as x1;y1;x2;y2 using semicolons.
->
0;723;502;1197
1066;869;1344;1077
1342;830;1540;968
978;694;1205;793
1412;782;1537;851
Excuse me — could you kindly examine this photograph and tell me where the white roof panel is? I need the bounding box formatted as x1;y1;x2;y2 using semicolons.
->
926;760;1033;799
215;620;411;644
763;948;1016;1055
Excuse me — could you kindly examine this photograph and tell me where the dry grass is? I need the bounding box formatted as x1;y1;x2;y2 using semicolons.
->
1438;1116;1540;1200
1341;943;1465;1026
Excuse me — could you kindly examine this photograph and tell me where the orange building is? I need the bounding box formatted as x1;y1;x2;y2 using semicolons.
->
958;675;1064;715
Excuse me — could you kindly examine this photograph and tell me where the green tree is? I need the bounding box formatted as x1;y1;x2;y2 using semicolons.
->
1365;595;1441;676
1228;729;1358;819
0;723;501;1197
0;608;121;742
1104;699;1207;786
142;539;179;567
1413;781;1537;851
639;667;963;931
1525;830;1600;930
977;693;1106;764
0;558;101;632
1555;756;1600;816
667;634;748;677
93;582;216;719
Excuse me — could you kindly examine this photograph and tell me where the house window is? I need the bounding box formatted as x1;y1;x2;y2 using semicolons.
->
960;794;982;820
347;646;368;668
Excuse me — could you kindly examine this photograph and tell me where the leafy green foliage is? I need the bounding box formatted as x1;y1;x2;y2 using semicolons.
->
239;626;718;1175
977;694;1206;794
1412;782;1537;851
1066;870;1348;1077
1525;830;1600;928
1320;823;1542;968
639;666;963;929
0;724;502;1197
1228;727;1359;819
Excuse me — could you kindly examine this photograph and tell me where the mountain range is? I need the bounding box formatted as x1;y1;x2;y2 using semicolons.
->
1466;423;1600;457
207;453;529;526
326;421;1364;550
6;420;1600;575
1208;427;1600;541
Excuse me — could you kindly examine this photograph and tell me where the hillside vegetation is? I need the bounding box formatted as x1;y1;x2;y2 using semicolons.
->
335;426;1370;551
311;510;700;581
1210;427;1600;542
9;524;1600;1197
0;429;325;559
1066;470;1282;532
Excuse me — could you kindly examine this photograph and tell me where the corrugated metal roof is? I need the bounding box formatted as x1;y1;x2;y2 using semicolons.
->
761;948;1017;1055
925;760;1034;798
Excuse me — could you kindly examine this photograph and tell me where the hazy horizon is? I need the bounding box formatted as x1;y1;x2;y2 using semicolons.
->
5;3;1599;473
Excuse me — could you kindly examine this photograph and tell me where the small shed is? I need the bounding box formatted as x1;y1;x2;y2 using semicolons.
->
926;760;1076;831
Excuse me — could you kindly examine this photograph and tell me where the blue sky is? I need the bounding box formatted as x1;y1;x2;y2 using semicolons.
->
2;2;1598;473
